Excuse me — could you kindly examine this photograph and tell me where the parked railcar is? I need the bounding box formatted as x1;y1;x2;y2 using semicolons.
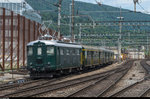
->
27;40;114;78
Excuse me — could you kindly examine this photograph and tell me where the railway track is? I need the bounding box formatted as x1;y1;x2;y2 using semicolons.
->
0;66;104;95
0;61;123;89
101;60;150;97
0;74;78;97
0;60;133;97
0;66;117;93
1;69;119;97
66;60;133;97
140;85;150;97
140;59;150;75
109;78;150;97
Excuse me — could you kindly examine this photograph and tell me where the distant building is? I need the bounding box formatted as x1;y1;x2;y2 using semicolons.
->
126;48;145;59
128;51;145;59
0;0;41;23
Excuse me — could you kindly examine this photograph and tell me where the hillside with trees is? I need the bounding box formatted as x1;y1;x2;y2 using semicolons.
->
25;0;150;47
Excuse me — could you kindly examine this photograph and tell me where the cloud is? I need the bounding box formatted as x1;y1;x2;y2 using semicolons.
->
75;0;150;13
75;0;96;4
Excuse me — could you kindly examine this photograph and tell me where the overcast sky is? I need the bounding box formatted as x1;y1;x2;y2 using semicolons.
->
75;0;150;13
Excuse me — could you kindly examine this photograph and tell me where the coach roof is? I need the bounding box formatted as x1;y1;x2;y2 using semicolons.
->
27;40;82;49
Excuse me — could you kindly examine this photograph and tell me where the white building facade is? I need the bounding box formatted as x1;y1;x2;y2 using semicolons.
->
0;0;41;23
128;51;145;59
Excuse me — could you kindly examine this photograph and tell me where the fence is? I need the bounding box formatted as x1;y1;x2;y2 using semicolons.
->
0;8;54;71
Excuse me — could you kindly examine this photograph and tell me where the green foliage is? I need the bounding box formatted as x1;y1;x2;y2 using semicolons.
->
25;0;150;47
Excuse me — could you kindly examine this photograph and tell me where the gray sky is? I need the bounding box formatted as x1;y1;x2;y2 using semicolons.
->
75;0;150;14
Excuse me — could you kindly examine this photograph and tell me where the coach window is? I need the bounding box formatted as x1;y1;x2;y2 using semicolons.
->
28;47;33;56
85;51;87;58
47;46;54;55
76;49;80;55
37;47;42;55
88;51;90;56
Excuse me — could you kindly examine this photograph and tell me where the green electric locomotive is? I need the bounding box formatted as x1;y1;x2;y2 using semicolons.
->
27;40;82;77
27;39;114;78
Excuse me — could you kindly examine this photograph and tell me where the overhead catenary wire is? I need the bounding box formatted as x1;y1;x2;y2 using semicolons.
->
137;2;150;14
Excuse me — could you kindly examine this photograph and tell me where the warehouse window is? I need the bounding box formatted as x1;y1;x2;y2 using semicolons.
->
28;47;33;56
47;46;54;55
37;47;42;55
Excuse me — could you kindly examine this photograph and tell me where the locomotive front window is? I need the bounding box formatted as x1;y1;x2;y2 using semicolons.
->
37;47;42;55
28;47;33;56
47;46;54;55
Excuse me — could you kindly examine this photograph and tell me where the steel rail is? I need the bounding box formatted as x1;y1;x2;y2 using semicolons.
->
24;70;123;97
97;60;134;97
67;61;133;97
2;67;125;97
108;60;150;97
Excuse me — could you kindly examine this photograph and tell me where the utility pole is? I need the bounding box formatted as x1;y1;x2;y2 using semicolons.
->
71;0;75;42
117;7;124;63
